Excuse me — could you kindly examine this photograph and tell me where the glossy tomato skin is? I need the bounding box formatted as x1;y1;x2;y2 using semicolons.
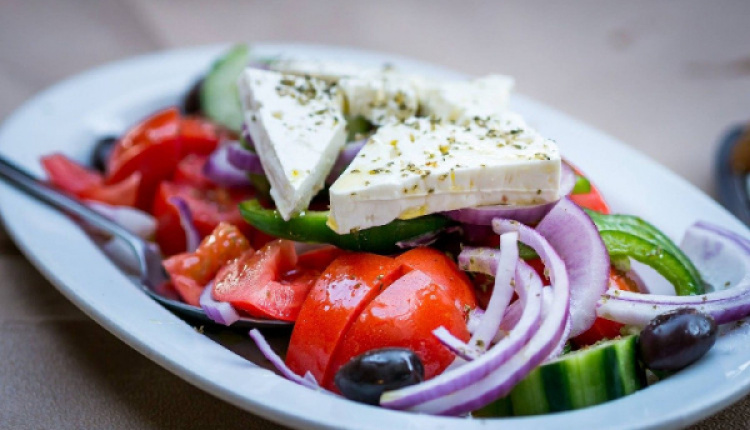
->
212;240;320;321
328;270;471;390
41;153;140;206
285;253;404;386
106;108;221;210
152;181;255;255
395;247;477;310
106;108;182;210
567;164;610;214
172;154;213;188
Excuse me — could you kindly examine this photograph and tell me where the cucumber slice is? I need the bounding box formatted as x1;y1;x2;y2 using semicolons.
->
200;44;250;133
474;335;645;417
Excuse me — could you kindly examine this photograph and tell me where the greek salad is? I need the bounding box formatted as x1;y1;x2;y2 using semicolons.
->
39;44;750;417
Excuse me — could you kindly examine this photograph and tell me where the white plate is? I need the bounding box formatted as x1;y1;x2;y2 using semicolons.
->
1;44;750;430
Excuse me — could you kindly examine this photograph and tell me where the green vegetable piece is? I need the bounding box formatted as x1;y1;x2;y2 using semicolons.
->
585;210;704;295
599;230;702;296
239;199;451;254
200;44;250;133
571;175;591;195
345;115;374;142
474;335;645;417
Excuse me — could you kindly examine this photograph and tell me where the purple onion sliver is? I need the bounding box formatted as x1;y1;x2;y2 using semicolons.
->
204;145;254;188
433;327;479;361
226;141;264;174
199;282;240;326
326;138;367;184
249;329;322;391
560;161;576;197
168;196;200;252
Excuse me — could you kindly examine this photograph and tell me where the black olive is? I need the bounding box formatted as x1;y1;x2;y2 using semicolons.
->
91;136;117;172
639;308;717;371
183;78;204;115
334;348;424;405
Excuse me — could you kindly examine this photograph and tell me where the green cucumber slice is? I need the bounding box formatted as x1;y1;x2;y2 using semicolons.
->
200;44;250;133
474;335;645;417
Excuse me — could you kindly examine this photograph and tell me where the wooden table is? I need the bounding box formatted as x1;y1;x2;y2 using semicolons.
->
1;1;749;428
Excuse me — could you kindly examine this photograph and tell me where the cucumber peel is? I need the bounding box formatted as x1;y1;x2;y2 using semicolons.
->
200;44;250;133
474;335;645;417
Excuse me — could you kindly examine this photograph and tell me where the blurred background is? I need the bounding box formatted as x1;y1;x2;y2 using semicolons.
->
1;1;749;429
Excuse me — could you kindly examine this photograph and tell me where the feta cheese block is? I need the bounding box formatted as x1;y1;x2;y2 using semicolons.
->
239;68;347;220
338;72;420;125
328;114;560;234
269;58;381;83
419;75;515;124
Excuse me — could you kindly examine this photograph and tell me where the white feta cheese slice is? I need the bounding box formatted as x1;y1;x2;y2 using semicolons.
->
328;114;560;234
238;68;346;220
419;75;515;124
269;58;381;83
338;72;420;125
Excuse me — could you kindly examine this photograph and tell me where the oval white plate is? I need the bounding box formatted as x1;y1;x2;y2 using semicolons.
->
1;44;750;430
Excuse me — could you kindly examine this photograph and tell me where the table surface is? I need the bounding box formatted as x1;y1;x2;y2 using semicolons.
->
2;1;750;428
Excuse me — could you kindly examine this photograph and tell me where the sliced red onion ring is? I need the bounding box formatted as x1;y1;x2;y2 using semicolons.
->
199;282;240;326
203;144;253;188
168;196;200;252
249;329;324;391
382;222;568;414
598;222;750;326
87;201;156;239
226;141;264;174
441;162;575;226
466;308;484;335
536;197;610;337
326;139;367;184
468;232;519;353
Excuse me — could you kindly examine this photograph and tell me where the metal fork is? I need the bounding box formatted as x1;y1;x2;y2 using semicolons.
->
0;154;288;328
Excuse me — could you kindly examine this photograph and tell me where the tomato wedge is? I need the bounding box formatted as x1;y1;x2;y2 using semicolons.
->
106;108;221;210
395;247;477;310
162;222;252;306
329;270;471;388
41;153;140;207
153;181;255;255
285;253;404;386
212;240;319;321
568;165;610;214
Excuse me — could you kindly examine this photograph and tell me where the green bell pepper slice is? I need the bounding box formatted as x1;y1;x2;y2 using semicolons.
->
239;199;452;254
585;210;703;295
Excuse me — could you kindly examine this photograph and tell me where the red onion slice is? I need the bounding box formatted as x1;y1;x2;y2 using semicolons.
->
226;141;264;175
325;139;367;184
442;162;575;226
382;222;567;414
199;282;240;326
383;221;569;415
203;144;253;188
468;232;519;353
249;329;324;391
535;197;610;337
168;196;200;252
598;222;750;326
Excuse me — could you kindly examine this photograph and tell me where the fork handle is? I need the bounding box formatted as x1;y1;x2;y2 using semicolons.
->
0;154;144;248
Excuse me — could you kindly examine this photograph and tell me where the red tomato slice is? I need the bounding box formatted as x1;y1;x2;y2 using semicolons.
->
297;246;346;271
106;108;182;210
285;253;404;386
329;270;471;390
170;274;205;307
152;181;255;255
163;222;251;288
41;153;140;207
212;240;317;321
395;247;477;311
172;154;214;188
572;268;639;347
106;108;222;211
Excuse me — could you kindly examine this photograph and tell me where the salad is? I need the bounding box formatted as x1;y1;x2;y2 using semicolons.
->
37;44;750;418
